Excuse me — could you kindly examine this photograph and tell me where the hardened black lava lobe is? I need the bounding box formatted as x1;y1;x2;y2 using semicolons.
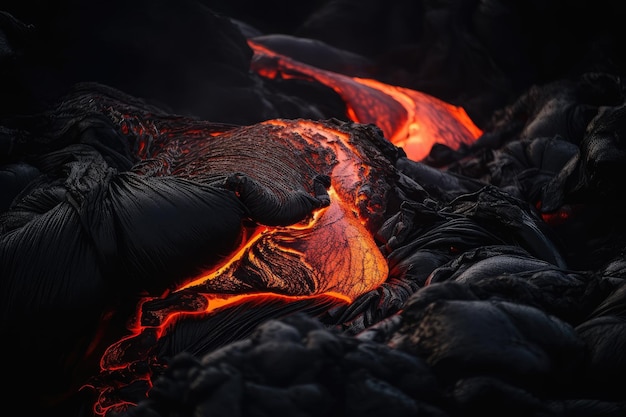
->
0;86;249;413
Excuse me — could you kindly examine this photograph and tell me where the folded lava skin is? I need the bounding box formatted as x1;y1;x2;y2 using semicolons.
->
1;1;625;417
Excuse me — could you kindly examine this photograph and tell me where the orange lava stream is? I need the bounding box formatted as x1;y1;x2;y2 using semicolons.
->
249;40;483;161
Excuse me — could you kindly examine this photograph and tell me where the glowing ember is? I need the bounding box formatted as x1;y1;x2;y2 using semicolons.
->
249;40;483;161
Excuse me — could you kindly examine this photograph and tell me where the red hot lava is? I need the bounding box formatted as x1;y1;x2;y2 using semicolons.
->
248;39;483;161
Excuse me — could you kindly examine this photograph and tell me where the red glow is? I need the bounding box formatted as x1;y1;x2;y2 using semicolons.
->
248;40;482;161
538;203;583;226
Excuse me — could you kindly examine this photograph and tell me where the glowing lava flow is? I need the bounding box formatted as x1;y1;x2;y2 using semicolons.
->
89;117;394;416
170;119;393;299
249;39;483;161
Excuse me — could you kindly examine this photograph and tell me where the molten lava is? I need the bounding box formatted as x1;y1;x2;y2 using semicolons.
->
248;40;483;161
85;39;484;415
88;116;395;415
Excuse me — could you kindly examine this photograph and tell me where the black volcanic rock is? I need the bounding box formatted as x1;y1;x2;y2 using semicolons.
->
2;1;626;417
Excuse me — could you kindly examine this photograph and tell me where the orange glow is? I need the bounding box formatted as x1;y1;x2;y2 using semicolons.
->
179;225;267;289
179;187;388;300
249;40;483;161
100;292;352;373
91;291;352;416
